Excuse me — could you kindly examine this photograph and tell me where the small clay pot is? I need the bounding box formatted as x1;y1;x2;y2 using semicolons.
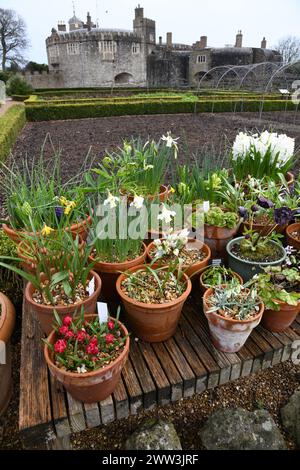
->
0;293;16;417
25;271;102;336
120;185;169;203
203;287;264;353
286;222;300;251
199;268;243;296
89;243;147;306
147;239;211;278
44;315;130;403
262;300;300;332
204;224;238;262
116;265;192;342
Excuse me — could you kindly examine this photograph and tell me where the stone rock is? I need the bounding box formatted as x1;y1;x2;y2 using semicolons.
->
200;408;286;450
125;419;182;451
281;389;300;448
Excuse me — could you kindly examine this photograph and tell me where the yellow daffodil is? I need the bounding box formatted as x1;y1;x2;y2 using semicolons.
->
64;201;76;215
59;196;69;206
169;186;176;194
41;224;54;236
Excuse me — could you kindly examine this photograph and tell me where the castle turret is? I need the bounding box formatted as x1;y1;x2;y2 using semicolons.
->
235;30;243;48
261;37;267;49
199;36;208;49
68;14;83;31
133;5;156;45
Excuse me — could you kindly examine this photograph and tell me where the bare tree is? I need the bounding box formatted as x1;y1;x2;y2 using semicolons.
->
0;8;29;70
275;36;300;64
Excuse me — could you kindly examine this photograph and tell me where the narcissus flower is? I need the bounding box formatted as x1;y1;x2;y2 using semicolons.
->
104;191;119;209
54;339;67;354
157;204;176;224
130;195;144;210
161;132;179;158
41;224;54;236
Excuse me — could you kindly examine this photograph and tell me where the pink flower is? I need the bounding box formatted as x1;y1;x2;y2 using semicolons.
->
59;325;69;336
108;321;115;330
105;334;115;345
65;330;75;340
90;336;98;344
86;343;99;355
54;339;67;354
76;330;87;343
63;316;72;327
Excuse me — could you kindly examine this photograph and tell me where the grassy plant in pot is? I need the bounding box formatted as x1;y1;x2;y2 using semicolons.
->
203;282;264;353
0;292;15;416
0;148;92;243
147;228;211;278
249;266;300;332
88;193;147;307
116;263;192;342
199;265;243;295
0;231;101;335
44;309;129;403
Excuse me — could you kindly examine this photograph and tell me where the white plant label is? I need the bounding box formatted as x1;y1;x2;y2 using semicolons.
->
203;201;210;213
88;277;95;296
97;302;108;324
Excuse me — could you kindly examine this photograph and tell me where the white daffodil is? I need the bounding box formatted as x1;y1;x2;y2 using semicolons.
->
130;195;144;210
161;132;179;159
103;191;119;209
157;204;176;224
77;365;88;374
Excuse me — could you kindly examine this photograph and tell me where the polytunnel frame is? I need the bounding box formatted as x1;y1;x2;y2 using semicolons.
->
197;65;234;89
215;64;254;89
264;60;300;93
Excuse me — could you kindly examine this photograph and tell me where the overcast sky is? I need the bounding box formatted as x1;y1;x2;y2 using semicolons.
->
2;0;300;63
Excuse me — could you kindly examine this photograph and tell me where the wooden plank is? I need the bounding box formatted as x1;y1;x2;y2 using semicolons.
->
138;341;171;406
19;300;54;447
112;378;130;420
99;395;115;424
66;393;86;433
84;402;101;429
49;375;71;438
277;327;300;362
129;341;157;410
180;313;220;389
151;342;183;402
237;345;254;378
250;329;274;370
121;358;143;415
174;329;207;393
256;326;284;366
164;338;195;397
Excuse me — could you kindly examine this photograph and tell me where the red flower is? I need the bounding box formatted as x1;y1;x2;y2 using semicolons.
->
105;334;115;345
54;339;67;354
90;336;98;345
86;343;99;355
76;330;87;343
63;316;72;327
65;330;75;340
59;325;69;336
108;320;115;330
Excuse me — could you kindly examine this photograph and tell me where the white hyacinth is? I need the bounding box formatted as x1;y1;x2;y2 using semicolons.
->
103;191;120;209
130;195;144;210
157;204;177;224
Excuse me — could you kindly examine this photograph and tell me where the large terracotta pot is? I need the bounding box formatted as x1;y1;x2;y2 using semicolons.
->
89;243;147;306
203;287;264;353
25;271;102;336
44;315;130;403
116;265;192;342
204;224;238;261
147;239;211;278
199;268;243;296
120;185;169;203
262;300;300;332
2;214;92;244
286;222;300;251
0;293;15;417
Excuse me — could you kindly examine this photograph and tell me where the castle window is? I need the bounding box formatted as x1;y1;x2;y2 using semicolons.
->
197;55;207;63
48;45;59;60
67;43;80;55
132;43;140;54
98;41;117;53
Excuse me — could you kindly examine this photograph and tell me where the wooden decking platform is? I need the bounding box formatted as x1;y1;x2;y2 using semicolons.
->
19;295;300;449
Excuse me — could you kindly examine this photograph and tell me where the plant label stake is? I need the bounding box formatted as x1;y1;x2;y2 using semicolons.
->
97;302;108;324
203;201;210;213
88;277;95;296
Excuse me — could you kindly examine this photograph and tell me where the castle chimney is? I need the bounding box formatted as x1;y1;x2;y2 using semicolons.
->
159;36;162;46
167;32;172;48
235;30;243;48
57;21;66;32
87;12;92;32
135;5;144;19
199;36;207;49
261;37;267;49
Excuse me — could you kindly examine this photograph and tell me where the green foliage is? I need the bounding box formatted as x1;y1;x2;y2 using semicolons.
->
0;229;23;305
0;105;26;162
6;76;33;97
25;62;49;73
0;71;12;83
202;266;240;287
204;207;239;229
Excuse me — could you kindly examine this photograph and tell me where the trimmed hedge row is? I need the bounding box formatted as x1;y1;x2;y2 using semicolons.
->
25;99;297;122
0;105;26;161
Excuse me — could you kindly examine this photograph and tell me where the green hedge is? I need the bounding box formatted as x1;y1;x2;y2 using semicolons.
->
25;99;297;122
0;105;26;161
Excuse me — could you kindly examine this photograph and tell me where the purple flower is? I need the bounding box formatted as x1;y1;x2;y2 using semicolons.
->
257;196;274;209
251;204;259;213
289;184;295;196
238;206;248;220
274;206;293;226
55;206;64;219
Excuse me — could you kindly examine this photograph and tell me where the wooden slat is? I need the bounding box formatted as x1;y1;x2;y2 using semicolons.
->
129;341;157;410
66;393;86;433
49;375;71;438
121;358;143;415
112;378;130;420
19;300;54;447
256;326;284;366
151;342;183;402
84;402;101;429
250;329;274;370
164;338;195;397
237;344;254;377
138;341;171;405
99;395;115;424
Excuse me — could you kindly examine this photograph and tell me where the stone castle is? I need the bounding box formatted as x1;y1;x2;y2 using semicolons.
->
23;6;282;89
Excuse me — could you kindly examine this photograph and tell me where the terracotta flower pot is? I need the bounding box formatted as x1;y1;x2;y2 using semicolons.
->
116;265;192;342
261;300;300;332
239;221;286;236
147;239;211;278
145;226;187;246
203;287;264;353
286;222;300;251
2;214;92;244
25;271;102;336
120;185;169;203
89;243;147;306
0;293;16;417
44;315;130;403
199;269;243;296
204;224;238;261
